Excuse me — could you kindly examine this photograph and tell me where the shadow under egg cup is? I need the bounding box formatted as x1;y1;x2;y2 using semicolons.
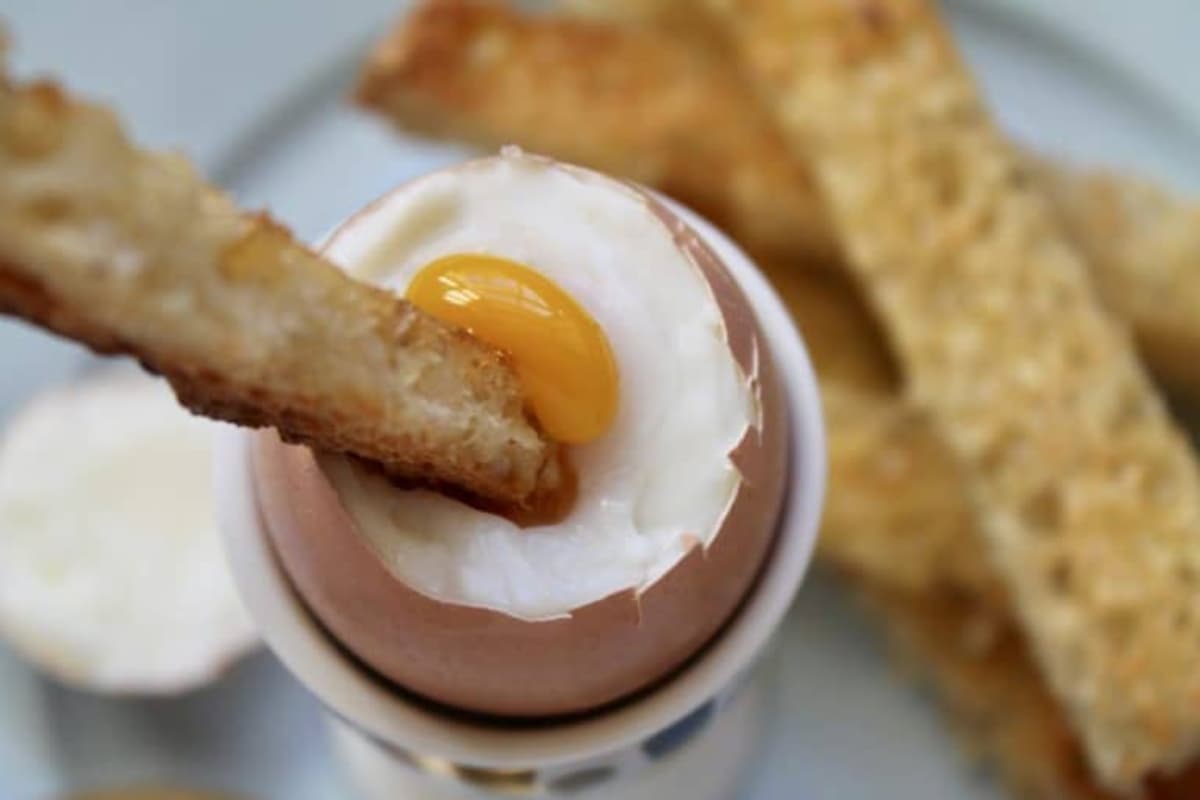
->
215;202;826;799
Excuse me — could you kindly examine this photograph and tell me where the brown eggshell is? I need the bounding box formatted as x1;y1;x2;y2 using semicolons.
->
252;164;789;717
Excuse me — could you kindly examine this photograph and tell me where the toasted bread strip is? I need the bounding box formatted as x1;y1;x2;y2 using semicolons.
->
0;67;559;506
355;0;838;268
860;584;1200;800
822;383;1006;608
866;583;1200;800
367;9;1200;791
351;0;1023;609
354;0;1200;607
710;0;1200;788
767;265;894;393
360;7;1200;792
860;585;1112;800
1035;161;1200;402
560;0;687;25
357;0;1200;401
773;268;1003;606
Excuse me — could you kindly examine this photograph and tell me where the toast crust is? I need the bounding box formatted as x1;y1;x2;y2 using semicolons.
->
355;0;837;269
364;4;1200;792
356;0;1200;404
354;0;1200;621
0;71;560;507
710;0;1200;788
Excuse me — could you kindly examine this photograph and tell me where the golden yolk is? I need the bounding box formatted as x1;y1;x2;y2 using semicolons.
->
406;254;619;445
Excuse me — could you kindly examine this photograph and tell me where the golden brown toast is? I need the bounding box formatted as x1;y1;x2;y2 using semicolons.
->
353;0;1200;608
355;0;838;269
559;0;679;24
860;584;1200;800
757;264;997;603
710;0;1200;789
353;0;1006;613
863;582;1200;800
768;267;1005;608
860;585;1112;800
821;383;1006;609
354;4;1200;793
561;6;1200;793
350;0;1107;616
357;0;1200;404
0;66;560;507
1036;161;1200;402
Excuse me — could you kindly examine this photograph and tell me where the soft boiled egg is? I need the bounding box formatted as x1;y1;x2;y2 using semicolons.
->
253;150;788;716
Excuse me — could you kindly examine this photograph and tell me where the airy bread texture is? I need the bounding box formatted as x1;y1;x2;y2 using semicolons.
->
770;267;1008;609
822;383;1006;609
860;583;1200;800
1036;162;1200;402
355;0;1200;626
357;0;1200;404
708;0;1200;790
355;0;836;268
354;0;1200;622
353;0;1006;617
0;65;560;506
355;2;1200;793
860;585;1112;800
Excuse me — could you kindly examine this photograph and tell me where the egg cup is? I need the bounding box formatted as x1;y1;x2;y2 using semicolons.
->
215;200;825;798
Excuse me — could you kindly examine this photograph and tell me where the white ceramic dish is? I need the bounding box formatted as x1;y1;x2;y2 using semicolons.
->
1;1;1198;798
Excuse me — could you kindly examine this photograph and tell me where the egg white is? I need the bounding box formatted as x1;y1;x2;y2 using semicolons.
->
0;373;257;691
320;150;755;620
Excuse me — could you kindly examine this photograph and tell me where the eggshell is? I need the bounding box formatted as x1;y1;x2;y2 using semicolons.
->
252;173;788;718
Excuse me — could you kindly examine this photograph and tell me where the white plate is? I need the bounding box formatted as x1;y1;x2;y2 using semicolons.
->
2;2;1199;798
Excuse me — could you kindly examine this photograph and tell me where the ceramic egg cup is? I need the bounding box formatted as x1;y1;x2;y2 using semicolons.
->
216;202;825;799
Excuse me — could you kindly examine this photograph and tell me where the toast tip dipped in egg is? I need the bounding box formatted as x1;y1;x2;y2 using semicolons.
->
254;150;790;717
0;55;559;509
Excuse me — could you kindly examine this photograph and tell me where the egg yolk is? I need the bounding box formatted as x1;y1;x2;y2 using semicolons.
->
406;254;619;445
